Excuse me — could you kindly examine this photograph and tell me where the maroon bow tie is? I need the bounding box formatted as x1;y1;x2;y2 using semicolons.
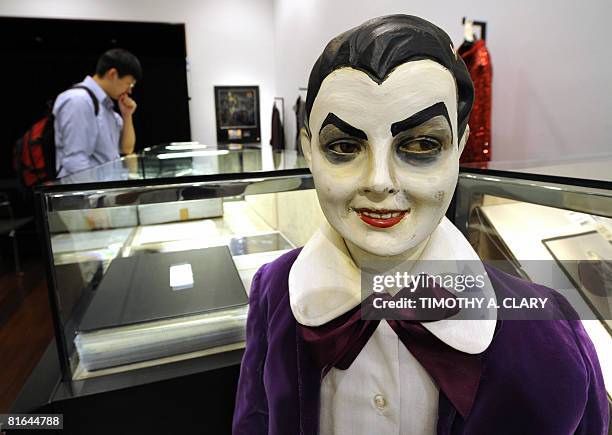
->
298;284;483;418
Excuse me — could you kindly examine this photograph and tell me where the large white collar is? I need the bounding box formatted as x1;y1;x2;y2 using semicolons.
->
288;217;497;354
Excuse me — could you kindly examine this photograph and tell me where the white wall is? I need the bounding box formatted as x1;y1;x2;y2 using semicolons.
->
273;0;612;163
0;0;276;148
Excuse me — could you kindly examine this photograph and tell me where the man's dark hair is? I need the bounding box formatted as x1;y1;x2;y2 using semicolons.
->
95;48;142;81
305;14;474;140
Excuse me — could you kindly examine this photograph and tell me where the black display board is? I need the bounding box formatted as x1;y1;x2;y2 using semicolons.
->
0;16;191;179
79;246;247;332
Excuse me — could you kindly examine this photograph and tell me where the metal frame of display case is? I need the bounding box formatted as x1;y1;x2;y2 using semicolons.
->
455;167;612;237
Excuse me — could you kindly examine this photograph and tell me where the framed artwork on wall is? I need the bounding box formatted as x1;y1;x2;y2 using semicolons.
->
214;85;261;143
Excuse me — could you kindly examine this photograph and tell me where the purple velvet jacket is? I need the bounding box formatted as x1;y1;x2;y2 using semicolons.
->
233;249;609;435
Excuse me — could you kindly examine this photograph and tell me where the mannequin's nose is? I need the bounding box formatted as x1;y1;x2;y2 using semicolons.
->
359;151;398;196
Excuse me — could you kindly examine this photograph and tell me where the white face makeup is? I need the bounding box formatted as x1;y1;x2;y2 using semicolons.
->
303;60;463;257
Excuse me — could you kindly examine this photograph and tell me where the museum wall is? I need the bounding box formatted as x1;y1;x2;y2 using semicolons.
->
0;0;277;148
273;0;612;163
4;0;611;163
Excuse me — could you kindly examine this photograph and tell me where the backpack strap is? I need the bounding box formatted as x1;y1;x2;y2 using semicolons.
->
71;85;100;116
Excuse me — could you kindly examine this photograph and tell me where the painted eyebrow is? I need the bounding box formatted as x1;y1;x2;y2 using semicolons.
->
319;113;368;140
390;102;452;141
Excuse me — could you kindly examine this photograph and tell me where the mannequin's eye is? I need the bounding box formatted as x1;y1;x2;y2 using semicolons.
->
328;140;361;155
396;137;442;163
324;140;362;162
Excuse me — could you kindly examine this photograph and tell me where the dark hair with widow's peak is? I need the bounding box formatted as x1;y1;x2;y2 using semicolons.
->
305;14;474;140
95;48;142;81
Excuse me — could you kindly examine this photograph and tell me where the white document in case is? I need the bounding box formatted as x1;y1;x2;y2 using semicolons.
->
170;263;194;291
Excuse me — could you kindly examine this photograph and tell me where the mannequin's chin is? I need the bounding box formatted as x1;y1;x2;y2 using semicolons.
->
325;212;426;259
347;237;421;258
333;223;426;257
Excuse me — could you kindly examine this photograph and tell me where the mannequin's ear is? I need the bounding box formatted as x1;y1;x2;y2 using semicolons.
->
300;126;313;170
458;124;470;156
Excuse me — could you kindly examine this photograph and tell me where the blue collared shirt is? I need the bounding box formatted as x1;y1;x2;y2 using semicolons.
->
53;76;123;177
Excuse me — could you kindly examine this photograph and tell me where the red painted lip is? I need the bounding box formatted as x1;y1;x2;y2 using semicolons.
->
355;208;409;228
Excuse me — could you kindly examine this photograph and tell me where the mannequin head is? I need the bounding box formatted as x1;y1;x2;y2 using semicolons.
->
301;15;474;258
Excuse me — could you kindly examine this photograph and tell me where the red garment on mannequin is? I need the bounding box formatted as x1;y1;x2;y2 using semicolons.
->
459;39;492;164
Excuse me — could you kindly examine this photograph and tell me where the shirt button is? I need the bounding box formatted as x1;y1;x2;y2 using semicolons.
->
373;394;387;410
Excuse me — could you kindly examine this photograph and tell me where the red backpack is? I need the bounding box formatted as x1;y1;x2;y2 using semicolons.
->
13;85;99;187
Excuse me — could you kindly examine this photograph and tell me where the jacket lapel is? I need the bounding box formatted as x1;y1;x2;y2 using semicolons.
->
296;326;321;435
436;391;458;434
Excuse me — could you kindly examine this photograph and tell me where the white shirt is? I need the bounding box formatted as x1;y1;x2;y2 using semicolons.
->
288;218;497;435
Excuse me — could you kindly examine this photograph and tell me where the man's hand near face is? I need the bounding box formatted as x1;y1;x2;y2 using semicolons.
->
119;93;137;118
119;93;137;154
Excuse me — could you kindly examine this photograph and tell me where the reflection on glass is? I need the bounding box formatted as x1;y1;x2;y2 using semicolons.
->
50;145;310;186
156;150;229;159
461;156;612;182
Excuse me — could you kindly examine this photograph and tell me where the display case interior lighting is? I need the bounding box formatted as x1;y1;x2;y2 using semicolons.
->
166;144;209;151
156;150;230;159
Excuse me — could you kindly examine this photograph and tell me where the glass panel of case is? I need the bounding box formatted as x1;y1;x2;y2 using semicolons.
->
36;147;319;382
52;145;309;185
454;164;612;394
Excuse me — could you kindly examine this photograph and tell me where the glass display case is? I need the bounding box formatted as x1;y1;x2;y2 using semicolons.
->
34;146;612;401
454;157;612;396
35;145;323;387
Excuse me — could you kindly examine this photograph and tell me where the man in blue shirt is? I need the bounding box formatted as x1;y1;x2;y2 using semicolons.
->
53;48;141;177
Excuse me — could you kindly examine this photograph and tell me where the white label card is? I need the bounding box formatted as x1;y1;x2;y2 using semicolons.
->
170;263;194;290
